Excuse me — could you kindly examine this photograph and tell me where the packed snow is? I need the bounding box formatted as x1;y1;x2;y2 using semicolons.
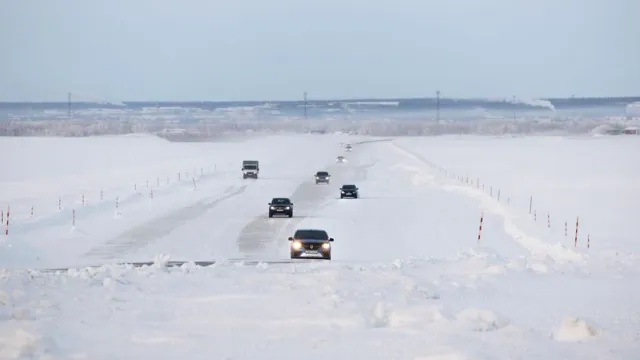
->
1;133;639;359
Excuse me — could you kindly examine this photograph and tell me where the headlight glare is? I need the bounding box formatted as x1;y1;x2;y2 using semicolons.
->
292;241;302;250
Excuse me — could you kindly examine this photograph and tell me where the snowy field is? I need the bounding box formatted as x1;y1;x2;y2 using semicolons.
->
1;133;639;359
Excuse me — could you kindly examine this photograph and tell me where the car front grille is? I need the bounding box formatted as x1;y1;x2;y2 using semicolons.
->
301;242;327;251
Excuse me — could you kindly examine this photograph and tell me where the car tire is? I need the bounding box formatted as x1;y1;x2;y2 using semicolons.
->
288;212;293;218
290;251;299;259
268;212;273;218
324;253;331;260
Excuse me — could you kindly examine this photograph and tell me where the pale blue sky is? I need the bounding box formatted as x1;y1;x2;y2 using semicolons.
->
0;0;638;102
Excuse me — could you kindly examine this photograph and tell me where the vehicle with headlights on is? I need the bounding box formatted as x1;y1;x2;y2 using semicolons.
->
268;197;293;217
315;171;331;184
288;229;334;260
339;184;358;198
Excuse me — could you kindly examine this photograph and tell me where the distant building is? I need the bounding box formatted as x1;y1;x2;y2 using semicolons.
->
603;127;624;135
160;128;187;134
595;124;639;135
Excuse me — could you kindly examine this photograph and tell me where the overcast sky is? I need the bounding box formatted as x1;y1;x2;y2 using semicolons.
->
0;0;638;102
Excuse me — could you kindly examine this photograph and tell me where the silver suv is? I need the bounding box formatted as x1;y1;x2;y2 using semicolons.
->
315;171;331;184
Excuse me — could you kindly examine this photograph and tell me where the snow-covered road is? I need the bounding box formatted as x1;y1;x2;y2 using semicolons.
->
1;134;639;359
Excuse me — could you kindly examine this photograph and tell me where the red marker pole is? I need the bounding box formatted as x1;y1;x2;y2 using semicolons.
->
574;216;580;247
4;206;9;235
477;212;484;244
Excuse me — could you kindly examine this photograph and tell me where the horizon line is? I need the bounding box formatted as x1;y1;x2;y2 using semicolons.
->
1;94;640;104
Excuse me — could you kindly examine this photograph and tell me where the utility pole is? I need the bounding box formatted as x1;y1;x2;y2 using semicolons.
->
303;91;308;120
436;90;440;124
67;92;71;119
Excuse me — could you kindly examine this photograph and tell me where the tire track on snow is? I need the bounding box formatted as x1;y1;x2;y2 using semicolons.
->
84;185;248;259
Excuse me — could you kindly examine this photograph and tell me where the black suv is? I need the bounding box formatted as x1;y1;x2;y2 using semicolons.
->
268;197;293;217
339;184;359;198
315;171;331;184
288;229;334;260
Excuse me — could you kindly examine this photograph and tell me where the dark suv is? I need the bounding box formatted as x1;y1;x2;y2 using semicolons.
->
268;197;293;217
339;184;359;198
315;171;331;184
288;229;334;260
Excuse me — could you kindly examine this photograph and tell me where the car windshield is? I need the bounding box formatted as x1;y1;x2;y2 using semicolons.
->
316;172;328;176
271;198;290;205
342;185;356;190
244;165;257;169
294;230;328;240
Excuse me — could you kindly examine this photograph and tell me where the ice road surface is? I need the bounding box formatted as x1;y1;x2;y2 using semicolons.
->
1;134;639;359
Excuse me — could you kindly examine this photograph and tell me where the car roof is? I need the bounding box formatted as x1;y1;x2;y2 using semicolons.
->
316;171;329;174
341;184;356;187
271;197;291;201
295;228;327;232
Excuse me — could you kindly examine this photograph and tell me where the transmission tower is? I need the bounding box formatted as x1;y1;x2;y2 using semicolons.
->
303;91;308;120
436;90;440;123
